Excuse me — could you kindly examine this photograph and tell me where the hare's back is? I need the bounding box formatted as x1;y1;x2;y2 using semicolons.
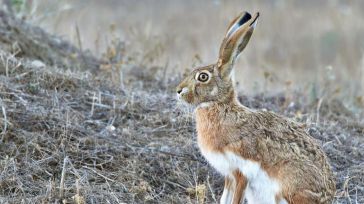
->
241;110;335;200
247;110;326;163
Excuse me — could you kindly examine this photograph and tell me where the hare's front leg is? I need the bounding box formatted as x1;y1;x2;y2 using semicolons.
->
220;172;247;204
220;176;234;204
232;171;247;204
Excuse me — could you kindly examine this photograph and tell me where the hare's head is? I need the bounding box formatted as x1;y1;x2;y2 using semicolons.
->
176;11;259;106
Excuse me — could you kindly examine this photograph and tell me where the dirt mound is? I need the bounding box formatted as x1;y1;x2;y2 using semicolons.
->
0;7;100;72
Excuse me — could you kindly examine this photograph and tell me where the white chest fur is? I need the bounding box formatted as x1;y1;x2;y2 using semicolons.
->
199;148;232;176
199;148;283;204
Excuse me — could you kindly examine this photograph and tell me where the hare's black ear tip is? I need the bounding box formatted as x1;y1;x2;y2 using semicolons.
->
238;12;252;26
250;12;260;27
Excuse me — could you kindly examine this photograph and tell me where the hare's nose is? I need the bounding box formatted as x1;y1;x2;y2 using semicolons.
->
177;87;188;95
177;88;183;94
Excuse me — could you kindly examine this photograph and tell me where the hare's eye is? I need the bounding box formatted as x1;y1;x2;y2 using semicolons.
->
197;73;209;82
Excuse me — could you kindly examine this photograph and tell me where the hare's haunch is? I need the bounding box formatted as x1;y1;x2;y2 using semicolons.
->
176;11;335;204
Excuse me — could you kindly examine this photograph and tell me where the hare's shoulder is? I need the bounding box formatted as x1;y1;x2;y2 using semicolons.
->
239;110;326;163
243;109;312;142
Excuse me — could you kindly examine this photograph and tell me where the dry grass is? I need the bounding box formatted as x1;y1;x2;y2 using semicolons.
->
0;45;363;203
0;1;363;204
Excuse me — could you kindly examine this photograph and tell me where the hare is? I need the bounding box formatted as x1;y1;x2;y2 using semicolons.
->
176;11;335;204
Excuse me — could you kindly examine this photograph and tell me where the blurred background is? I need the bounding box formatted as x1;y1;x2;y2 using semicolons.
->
13;0;364;101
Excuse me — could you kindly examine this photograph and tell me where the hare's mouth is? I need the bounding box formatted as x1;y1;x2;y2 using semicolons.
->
177;87;188;98
177;87;191;102
177;87;194;104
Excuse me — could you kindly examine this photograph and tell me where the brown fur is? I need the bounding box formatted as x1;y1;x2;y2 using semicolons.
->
232;170;247;204
176;11;336;204
196;102;336;203
222;171;248;204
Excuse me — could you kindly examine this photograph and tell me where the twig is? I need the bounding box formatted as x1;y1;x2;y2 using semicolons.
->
5;46;22;77
157;150;201;162
75;23;83;52
82;166;115;182
75;23;87;68
206;175;217;202
90;92;96;116
0;98;7;142
66;157;82;179
86;101;112;109
76;179;80;196
161;60;169;86
316;97;324;125
59;156;68;198
162;179;186;189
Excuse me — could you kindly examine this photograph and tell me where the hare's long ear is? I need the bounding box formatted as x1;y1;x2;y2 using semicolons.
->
217;12;259;79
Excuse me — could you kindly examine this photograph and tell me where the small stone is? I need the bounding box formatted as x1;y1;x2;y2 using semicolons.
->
31;60;46;68
106;125;116;132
